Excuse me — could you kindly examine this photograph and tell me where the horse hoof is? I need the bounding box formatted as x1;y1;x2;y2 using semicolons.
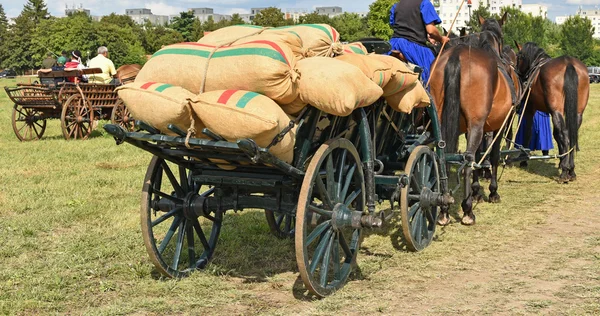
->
488;193;501;204
461;215;476;226
437;214;451;226
569;176;577;182
474;194;486;203
555;176;570;184
520;161;528;168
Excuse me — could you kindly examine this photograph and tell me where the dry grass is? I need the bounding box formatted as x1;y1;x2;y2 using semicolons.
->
0;78;599;315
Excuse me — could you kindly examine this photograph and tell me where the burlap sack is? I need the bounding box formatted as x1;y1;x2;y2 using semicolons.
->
385;81;431;114
266;24;342;57
295;57;384;116
368;54;420;97
280;96;308;115
341;42;368;55
335;54;392;88
115;82;203;135
233;31;306;60
135;41;299;104
190;90;296;163
198;25;265;46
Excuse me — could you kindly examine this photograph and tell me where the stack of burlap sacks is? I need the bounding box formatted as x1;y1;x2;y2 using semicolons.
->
117;24;430;164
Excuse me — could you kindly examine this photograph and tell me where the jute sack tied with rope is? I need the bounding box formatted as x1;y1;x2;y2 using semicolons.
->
230;31;307;60
341;42;369;55
198;25;265;46
335;54;393;88
384;81;431;114
135;40;300;104
116;82;203;135
265;24;343;57
368;54;420;97
190;90;296;163
293;57;384;116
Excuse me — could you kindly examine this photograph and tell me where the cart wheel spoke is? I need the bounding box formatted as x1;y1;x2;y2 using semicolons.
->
340;164;356;202
161;161;184;197
158;216;182;254
309;228;333;274
186;223;196;269
192;218;211;250
344;188;362;206
308;204;333;218
305;220;331;246
171;219;186;270
338;230;354;260
315;176;333;209
152;207;182;227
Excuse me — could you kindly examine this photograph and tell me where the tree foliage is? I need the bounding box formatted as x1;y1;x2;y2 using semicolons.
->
22;0;50;24
560;16;595;64
0;4;8;67
171;11;200;42
299;12;332;25
253;7;286;27
367;0;395;40
331;13;372;42
230;14;245;25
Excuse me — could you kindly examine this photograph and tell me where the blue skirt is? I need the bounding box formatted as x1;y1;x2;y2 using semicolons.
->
515;111;554;151
389;38;435;85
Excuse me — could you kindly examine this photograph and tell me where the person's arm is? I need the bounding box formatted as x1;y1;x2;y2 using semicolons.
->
421;0;449;44
109;61;117;77
390;3;397;26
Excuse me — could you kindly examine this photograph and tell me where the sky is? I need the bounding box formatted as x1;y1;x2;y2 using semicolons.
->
2;0;598;22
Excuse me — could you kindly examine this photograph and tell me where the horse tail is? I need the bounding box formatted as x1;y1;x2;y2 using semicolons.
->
563;63;579;151
442;49;462;153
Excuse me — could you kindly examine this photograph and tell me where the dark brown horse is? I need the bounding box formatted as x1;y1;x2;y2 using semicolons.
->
116;64;141;84
430;15;515;225
515;42;589;182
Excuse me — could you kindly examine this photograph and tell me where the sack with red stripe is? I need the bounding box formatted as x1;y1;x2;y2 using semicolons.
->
265;24;343;57
115;82;203;135
294;57;384;116
385;81;431;114
231;31;307;60
335;54;392;88
341;42;368;55
198;25;265;46
368;54;419;97
135;40;300;104
190;90;296;163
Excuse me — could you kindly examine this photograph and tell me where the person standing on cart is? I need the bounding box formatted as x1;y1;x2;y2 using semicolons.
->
389;0;449;85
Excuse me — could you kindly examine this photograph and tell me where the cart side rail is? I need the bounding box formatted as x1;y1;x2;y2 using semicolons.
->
3;86;59;107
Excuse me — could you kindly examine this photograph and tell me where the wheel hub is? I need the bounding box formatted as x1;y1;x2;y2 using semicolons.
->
76;115;84;123
419;187;455;209
182;192;207;220
331;203;383;230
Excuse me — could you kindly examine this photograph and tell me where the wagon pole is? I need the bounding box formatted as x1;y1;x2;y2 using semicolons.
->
425;0;467;89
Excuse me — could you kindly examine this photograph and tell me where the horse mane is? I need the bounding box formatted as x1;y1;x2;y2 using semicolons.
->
481;18;503;42
502;45;513;55
518;42;550;73
478;31;500;55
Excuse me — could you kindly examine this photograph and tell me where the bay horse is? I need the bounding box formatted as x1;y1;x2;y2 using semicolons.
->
514;42;589;182
430;15;516;225
116;64;141;85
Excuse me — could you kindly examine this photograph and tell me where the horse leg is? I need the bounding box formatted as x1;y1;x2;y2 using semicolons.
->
461;127;484;226
569;113;583;181
482;132;493;180
550;111;570;183
488;130;502;203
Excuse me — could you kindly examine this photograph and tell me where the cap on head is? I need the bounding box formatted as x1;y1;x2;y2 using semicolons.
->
57;56;67;65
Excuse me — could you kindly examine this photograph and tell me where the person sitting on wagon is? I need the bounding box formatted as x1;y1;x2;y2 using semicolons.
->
42;52;56;69
389;0;449;85
64;50;88;83
88;46;118;85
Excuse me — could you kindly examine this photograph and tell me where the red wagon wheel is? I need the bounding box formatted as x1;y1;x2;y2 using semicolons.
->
61;94;94;140
11;104;46;141
110;98;135;131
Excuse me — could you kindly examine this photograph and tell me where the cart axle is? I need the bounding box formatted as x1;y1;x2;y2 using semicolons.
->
332;203;383;230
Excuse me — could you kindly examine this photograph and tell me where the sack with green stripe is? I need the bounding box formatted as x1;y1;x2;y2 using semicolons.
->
231;31;307;60
265;24;343;57
198;25;265;46
115;82;204;136
295;57;384;116
341;42;368;55
335;54;392;88
385;81;431;114
368;54;419;97
190;90;296;163
135;40;300;104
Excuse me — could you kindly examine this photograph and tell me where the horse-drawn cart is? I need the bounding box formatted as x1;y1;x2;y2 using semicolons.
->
104;88;456;296
4;68;134;141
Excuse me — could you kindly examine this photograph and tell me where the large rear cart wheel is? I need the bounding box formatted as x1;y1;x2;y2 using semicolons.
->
61;94;94;140
296;138;365;297
11;104;46;141
111;98;135;131
401;146;440;252
265;210;295;239
141;156;222;278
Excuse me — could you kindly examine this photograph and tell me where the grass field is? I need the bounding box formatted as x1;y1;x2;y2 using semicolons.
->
1;77;599;315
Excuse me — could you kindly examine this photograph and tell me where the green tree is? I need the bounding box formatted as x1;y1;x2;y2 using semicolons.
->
560;16;595;63
500;7;532;47
367;0;395;40
0;4;8;67
100;13;136;28
171;11;199;42
253;7;286;27
95;22;146;66
140;22;184;54
331;13;372;42
230;13;245;25
299;12;332;25
22;0;50;24
466;5;492;32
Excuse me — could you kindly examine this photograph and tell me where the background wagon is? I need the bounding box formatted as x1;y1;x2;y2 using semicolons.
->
4;68;134;141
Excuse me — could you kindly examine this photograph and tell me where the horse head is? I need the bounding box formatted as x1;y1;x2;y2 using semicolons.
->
514;41;549;79
116;64;142;85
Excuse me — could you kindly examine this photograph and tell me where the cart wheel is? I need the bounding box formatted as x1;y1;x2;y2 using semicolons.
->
295;138;365;297
401;145;440;252
61;94;94;140
141;156;222;278
111;98;135;131
11;104;46;141
265;210;295;239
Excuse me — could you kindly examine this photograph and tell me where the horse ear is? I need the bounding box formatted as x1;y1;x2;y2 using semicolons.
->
443;27;448;36
478;15;485;25
514;40;521;51
459;27;467;37
499;12;508;26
